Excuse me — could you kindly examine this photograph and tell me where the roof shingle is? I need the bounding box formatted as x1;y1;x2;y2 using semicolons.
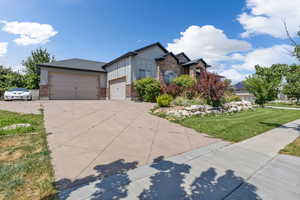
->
39;58;106;72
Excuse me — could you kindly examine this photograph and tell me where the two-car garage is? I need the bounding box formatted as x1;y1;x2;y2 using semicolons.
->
39;58;128;100
39;59;107;100
48;72;99;100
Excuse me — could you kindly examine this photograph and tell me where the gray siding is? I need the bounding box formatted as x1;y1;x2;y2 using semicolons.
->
131;46;165;82
40;68;48;85
106;57;131;84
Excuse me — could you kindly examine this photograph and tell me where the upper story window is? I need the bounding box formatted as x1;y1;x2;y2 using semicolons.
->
164;70;177;84
138;69;152;79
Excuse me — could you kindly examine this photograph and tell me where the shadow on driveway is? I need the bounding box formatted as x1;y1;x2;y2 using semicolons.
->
56;157;260;200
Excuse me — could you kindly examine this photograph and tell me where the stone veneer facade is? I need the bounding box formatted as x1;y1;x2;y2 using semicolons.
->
156;54;184;85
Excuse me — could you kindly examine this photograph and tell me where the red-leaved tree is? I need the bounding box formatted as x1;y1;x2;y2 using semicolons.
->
194;72;227;106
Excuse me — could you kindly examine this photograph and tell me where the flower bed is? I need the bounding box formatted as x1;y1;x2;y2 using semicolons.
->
153;101;252;118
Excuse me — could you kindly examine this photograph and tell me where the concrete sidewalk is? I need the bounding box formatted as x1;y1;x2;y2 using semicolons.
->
60;119;300;200
265;106;300;111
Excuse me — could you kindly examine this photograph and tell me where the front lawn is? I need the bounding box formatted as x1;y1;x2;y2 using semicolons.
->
265;102;300;108
173;108;300;142
280;136;300;157
0;110;56;200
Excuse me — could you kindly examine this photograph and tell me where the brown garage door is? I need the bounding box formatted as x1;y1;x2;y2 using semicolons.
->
49;72;99;100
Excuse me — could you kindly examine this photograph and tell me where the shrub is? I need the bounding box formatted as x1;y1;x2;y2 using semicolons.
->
225;95;242;102
172;96;189;106
157;94;173;107
161;83;183;97
172;96;206;106
134;77;161;102
182;87;197;99
187;98;206;105
171;75;195;88
194;72;227;107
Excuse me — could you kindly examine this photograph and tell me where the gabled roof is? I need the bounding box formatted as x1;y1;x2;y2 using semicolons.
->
234;81;246;90
155;52;180;63
103;42;168;68
39;58;106;72
175;52;191;64
182;58;209;67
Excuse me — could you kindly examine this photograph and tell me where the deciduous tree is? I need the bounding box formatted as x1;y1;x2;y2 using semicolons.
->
244;64;286;106
0;66;25;96
23;48;55;89
194;72;227;107
283;65;300;103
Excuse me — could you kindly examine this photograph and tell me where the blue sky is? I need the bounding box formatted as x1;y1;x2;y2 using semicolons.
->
0;0;299;82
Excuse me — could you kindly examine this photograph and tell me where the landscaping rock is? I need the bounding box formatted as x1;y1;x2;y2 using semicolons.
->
192;111;205;116
185;105;206;112
205;105;213;111
0;123;31;131
167;110;191;118
211;110;220;114
156;100;252;119
223;101;252;112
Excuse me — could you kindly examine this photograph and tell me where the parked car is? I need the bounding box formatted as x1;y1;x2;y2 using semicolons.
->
4;88;32;101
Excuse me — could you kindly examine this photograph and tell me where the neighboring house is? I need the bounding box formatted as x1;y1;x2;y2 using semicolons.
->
234;81;255;102
234;81;288;103
39;42;210;100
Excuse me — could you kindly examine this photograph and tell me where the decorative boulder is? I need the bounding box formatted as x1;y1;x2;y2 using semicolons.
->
184;105;206;112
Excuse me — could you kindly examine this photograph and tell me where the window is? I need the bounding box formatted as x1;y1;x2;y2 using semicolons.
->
139;69;146;79
145;70;151;77
138;69;152;79
164;70;177;84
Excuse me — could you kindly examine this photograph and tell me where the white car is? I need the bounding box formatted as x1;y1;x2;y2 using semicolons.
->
4;88;32;101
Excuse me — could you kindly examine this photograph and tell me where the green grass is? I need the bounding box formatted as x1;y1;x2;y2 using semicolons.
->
0;110;42;136
172;108;300;142
280;136;300;157
265;102;300;108
0;110;57;200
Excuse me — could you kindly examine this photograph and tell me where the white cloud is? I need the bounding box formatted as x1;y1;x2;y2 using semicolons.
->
220;69;249;83
233;44;298;71
238;0;300;38
0;20;57;45
0;42;7;56
209;44;299;83
166;25;299;83
167;25;252;63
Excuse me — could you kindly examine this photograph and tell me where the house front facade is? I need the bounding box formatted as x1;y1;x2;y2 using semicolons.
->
39;42;210;100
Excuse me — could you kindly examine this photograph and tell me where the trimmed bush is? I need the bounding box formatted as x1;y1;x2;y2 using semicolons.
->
134;77;161;102
157;94;173;107
172;75;195;88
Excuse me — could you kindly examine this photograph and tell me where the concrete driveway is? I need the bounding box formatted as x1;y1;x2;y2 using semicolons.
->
0;100;220;186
